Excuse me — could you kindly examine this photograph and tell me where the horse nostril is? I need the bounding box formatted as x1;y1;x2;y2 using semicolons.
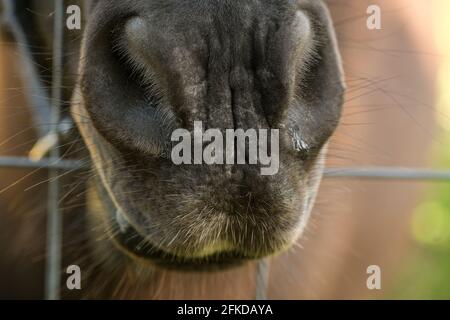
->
121;16;162;78
80;14;178;159
124;17;148;53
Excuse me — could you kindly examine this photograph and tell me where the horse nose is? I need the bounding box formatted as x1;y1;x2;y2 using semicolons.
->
121;12;312;130
122;16;216;129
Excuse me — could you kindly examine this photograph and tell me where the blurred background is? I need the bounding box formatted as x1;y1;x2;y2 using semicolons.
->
1;0;450;299
270;0;450;299
382;0;450;299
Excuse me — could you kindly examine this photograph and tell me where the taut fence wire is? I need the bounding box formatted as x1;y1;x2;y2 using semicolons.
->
2;156;450;182
45;0;64;301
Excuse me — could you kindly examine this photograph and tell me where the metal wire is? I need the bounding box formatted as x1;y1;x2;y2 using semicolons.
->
255;259;271;300
324;167;450;181
3;157;450;182
1;0;53;138
7;155;449;182
0;156;85;170
44;0;64;301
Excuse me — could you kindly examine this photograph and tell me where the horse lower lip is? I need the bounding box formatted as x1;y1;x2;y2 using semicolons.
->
111;208;278;263
108;209;249;270
115;234;248;271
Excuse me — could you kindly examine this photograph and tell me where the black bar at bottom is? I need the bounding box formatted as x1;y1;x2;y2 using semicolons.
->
0;300;447;318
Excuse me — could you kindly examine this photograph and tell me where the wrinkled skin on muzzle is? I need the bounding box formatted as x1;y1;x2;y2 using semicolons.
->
6;0;345;269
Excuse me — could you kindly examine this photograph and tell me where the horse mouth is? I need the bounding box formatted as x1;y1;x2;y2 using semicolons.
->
108;209;250;271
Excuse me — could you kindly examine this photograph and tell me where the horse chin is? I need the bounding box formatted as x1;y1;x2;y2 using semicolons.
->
111;221;250;272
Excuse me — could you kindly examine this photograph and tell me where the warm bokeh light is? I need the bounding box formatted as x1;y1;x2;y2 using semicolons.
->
410;0;450;246
434;0;450;131
395;0;450;299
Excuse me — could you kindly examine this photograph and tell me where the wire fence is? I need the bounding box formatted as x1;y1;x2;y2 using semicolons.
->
3;155;450;181
44;0;64;301
3;155;450;301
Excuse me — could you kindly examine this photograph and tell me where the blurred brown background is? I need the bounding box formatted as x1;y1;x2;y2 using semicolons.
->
270;0;446;299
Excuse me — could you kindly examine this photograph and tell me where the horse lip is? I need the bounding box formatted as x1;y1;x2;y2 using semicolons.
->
95;169;254;270
109;207;251;271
